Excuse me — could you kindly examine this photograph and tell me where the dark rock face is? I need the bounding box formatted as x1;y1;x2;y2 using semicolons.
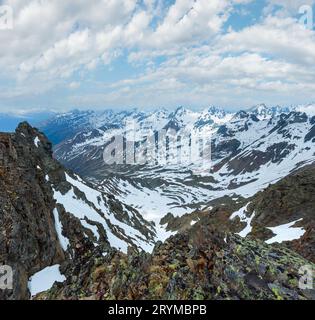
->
0;123;65;299
36;224;315;300
248;165;315;262
305;125;315;142
0;123;156;300
211;139;241;161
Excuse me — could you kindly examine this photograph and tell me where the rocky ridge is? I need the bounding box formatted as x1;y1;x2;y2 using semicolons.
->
0;123;155;299
36;224;315;300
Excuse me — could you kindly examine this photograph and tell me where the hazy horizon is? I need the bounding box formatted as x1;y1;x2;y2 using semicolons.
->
1;101;315;117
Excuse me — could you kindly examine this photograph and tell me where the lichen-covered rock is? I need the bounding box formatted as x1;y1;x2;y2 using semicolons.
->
248;165;315;262
37;224;315;300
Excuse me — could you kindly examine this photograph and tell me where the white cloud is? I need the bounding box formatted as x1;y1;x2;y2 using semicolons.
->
0;0;137;75
219;16;315;66
80;48;315;109
1;0;315;111
0;0;235;79
148;0;228;47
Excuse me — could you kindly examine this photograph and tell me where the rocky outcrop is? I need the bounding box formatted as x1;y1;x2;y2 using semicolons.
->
248;164;315;262
36;224;315;300
0;123;156;300
0;123;65;299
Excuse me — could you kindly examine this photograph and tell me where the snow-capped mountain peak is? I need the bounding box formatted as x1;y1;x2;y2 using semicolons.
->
294;103;315;116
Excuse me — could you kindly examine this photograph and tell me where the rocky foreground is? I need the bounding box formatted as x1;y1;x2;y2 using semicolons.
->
36;224;315;300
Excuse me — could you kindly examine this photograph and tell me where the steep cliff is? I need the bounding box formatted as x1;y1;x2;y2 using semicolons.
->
0;123;155;299
0;123;64;299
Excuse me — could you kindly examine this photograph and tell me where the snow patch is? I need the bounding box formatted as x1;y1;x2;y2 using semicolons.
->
230;204;255;238
34;136;40;147
295;104;315;116
53;208;70;251
265;219;305;244
65;173;156;252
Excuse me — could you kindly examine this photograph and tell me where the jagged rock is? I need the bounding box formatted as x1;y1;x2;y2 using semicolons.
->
0;123;65;299
36;225;315;300
0;123;156;300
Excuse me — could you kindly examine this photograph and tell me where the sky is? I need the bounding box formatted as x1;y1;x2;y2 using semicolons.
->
0;0;315;113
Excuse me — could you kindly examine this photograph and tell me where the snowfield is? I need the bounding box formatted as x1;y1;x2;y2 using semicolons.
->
266;219;306;244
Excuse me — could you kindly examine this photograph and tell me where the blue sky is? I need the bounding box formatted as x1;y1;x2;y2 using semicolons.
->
1;0;315;113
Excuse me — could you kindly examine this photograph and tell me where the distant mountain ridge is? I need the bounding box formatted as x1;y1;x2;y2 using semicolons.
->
39;106;233;144
39;103;315;144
